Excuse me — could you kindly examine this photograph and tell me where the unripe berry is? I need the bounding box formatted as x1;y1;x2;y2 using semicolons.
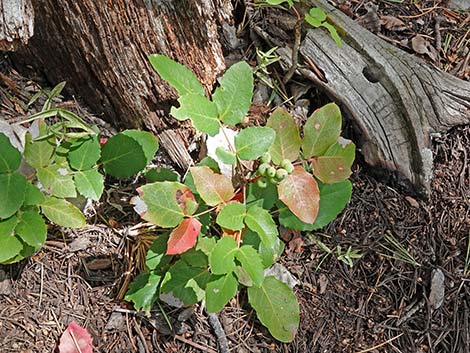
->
267;166;276;178
257;178;268;189
281;159;294;174
258;163;270;176
260;152;272;164
275;168;288;180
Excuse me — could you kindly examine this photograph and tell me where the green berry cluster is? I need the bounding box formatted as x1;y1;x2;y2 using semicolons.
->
256;153;294;188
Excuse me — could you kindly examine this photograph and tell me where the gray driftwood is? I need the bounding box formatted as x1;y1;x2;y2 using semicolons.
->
301;0;470;195
0;0;34;51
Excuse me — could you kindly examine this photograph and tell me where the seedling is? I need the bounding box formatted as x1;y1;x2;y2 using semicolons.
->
125;55;355;342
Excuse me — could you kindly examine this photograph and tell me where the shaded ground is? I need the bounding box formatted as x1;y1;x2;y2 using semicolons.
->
1;0;470;352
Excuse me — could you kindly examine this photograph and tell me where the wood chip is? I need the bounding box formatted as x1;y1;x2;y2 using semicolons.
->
429;268;445;310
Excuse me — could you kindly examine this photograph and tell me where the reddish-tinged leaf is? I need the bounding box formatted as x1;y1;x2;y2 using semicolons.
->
58;322;93;353
167;218;202;255
277;166;320;224
311;156;352;184
266;108;301;164
190;166;234;206
175;188;198;216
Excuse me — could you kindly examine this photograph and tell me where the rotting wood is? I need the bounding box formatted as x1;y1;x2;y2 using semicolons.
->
299;0;470;195
0;0;34;51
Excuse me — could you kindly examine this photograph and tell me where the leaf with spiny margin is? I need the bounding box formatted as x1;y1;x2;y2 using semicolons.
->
277;166;320;224
0;216;22;263
212;61;253;126
40;196;86;228
205;273;238;313
134;182;195;228
311;138;355;184
302;103;341;158
148;54;205;96
125;271;162;313
244;205;279;251
122;130;158;165
266;108;301;164
216;202;246;231
23;183;45;206
190;166;234;206
100;133;147;178
0;133;21;172
37;164;76;198
67;135;101;170
171;94;220;136
160;260;210;306
23;133;55;169
215;147;237;165
235;127;276;160
167;217;202;255
209;236;238;275
248;276;300;342
278;180;352;231
235;245;264;287
146;233;171;270
0;172;27;219
74;169;104;201
15;210;46;249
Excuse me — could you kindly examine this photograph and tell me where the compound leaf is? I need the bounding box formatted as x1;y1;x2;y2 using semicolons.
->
278;166;320;224
15;210;46;249
266;108;300;164
209;236;238;275
212;61;253;126
311;138;355;183
215;147;237;165
37;164;76;198
146;233;171;270
167;217;202;255
190;166;234;206
74;169;104;201
23;133;55;169
40;196;86;228
125;271;162;313
0;133;21;172
23;183;45;206
216;202;246;231
122;130;158;165
235;127;276;161
248;276;300;342
0;216;22;263
0;172;27;219
235;245;264;287
68;135;101;170
205;273;238;313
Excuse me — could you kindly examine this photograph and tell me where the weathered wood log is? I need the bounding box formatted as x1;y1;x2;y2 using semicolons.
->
300;0;470;195
0;0;34;51
11;0;232;132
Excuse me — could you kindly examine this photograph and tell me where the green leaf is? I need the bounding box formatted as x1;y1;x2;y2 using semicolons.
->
196;236;217;256
74;169;104;201
101;133;147;178
322;22;342;48
248;276;300;342
145;167;179;183
0;172;27;219
122;130;158;165
0;216;22;263
266;108;301;164
160;260;210;306
209;236;238;275
125;271;162;313
23;183;45;206
205;273;238;313
40;196;86;228
278;180;352;230
212;61;253;126
215;147;237;165
246;181;278;210
242;228;283;268
304;7;327;27
148;54;205;96
302;103;342;158
171;94;220;136
235;127;276;160
277;166;320;224
181;248;208;268
311;138;355;184
0;133;22;172
216;202;246;231
134;182;195;227
190;166;234;206
15;210;46;248
23;133;55;169
244;205;278;249
67;135;101;170
146;233;171;270
37;165;76;198
235;245;264;287
2;243;36;264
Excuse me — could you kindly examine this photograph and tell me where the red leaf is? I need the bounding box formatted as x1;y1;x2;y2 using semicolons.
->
277;166;320;224
175;187;198;215
57;322;93;353
190;166;234;206
167;217;202;255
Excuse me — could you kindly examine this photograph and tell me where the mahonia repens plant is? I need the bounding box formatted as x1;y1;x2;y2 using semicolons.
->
0;83;158;264
126;55;355;343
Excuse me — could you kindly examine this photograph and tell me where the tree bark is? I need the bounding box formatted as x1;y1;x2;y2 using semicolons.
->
0;0;34;51
299;0;470;195
11;0;232;132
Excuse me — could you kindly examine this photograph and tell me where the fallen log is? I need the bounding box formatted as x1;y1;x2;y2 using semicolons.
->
300;0;470;195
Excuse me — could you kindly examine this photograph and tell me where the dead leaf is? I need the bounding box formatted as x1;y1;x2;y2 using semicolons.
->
380;15;407;31
429;269;445;310
411;35;438;61
405;196;419;208
57;322;93;353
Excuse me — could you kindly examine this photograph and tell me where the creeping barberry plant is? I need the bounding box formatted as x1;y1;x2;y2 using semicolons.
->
125;55;355;342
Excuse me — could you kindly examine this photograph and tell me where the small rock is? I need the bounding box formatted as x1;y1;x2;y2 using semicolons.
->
0;269;12;295
105;312;125;331
68;237;91;252
448;0;470;10
429;268;445;310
